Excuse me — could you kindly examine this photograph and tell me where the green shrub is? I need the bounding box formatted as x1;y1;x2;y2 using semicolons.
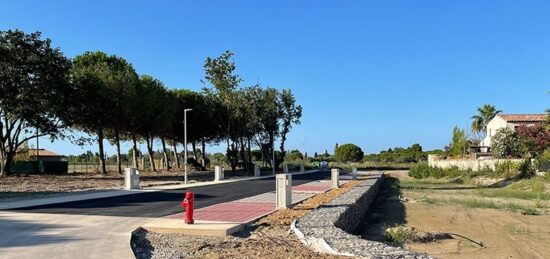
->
518;160;536;178
492;128;521;158
520;208;538;215
409;161;536;180
408;163;433;179
335;144;364;162
384;226;417;244
408;163;474;179
494;161;521;178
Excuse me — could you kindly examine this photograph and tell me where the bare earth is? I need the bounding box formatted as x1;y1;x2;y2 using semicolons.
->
373;171;550;259
405;204;550;259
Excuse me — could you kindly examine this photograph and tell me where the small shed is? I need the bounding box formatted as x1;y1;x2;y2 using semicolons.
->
28;149;64;161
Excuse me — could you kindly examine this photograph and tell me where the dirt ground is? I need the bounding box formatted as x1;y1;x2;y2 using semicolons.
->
362;172;550;259
0;169;260;201
405;204;550;259
132;180;363;259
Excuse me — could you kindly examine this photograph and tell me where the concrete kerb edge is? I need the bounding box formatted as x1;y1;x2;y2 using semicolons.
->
290;220;354;257
150;169;323;190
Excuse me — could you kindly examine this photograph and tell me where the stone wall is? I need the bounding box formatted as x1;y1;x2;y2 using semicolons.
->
292;174;431;258
428;155;524;171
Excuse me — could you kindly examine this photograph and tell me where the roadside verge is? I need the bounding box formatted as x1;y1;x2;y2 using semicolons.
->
292;173;432;258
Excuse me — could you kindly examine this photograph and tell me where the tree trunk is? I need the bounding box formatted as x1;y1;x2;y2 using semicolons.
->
115;131;122;174
146;136;157;172
192;141;197;159
0;151;14;176
173;141;180;169
161;137;170;170
201;140;207;168
226;139;235;173
98;130;107;174
247;137;252;169
0;151;5;176
231;141;237;173
270;132;276;170
132;134;139;168
240;137;248;171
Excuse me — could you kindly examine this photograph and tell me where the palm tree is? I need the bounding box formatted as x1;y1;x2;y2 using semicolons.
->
471;104;502;143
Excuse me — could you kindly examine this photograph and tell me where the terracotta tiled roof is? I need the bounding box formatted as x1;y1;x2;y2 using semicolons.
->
28;149;62;157
498;114;547;122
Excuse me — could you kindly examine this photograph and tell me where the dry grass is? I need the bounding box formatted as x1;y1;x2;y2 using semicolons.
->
379;172;550;258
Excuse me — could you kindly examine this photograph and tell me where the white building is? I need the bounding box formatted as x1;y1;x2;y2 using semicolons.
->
481;114;547;147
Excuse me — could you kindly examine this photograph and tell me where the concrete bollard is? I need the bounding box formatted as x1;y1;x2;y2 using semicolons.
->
300;163;305;172
215;166;224;181
254;164;261;177
331;168;340;189
124;168;140;190
276;174;292;209
352;167;358;180
283;164;289;174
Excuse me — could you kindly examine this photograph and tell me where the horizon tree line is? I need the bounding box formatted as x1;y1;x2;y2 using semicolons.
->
0;29;302;176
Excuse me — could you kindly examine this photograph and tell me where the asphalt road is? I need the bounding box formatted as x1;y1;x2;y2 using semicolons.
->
9;170;332;217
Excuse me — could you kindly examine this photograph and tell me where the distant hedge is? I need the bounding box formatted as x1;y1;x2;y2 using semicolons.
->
11;161;68;174
408;161;533;179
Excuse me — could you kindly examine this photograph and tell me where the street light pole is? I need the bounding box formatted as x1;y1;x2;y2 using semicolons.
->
272;131;276;175
184;108;193;184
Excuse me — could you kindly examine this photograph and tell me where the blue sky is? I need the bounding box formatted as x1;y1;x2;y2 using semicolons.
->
1;1;549;156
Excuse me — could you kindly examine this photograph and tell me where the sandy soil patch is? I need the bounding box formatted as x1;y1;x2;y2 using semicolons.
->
360;174;550;259
406;204;550;258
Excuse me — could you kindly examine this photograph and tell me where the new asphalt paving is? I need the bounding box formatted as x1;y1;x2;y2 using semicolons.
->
8;170;332;217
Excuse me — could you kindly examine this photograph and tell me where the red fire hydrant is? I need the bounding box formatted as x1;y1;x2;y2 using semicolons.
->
181;191;194;224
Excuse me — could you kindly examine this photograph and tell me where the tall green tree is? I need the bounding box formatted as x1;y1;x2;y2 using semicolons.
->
278;89;302;160
0;30;72;176
471;104;502;143
202;51;242;172
71;51;115;174
138;75;169;172
158;90;177;170
104;55;138;174
126;74;151;168
252;87;280;168
447;126;470;157
72;51;138;174
172;89;223;169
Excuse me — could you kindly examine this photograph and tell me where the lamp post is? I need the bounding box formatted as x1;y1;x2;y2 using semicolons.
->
272;131;276;175
184;108;193;184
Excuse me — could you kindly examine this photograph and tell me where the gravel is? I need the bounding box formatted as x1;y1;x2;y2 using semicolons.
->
293;174;433;258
